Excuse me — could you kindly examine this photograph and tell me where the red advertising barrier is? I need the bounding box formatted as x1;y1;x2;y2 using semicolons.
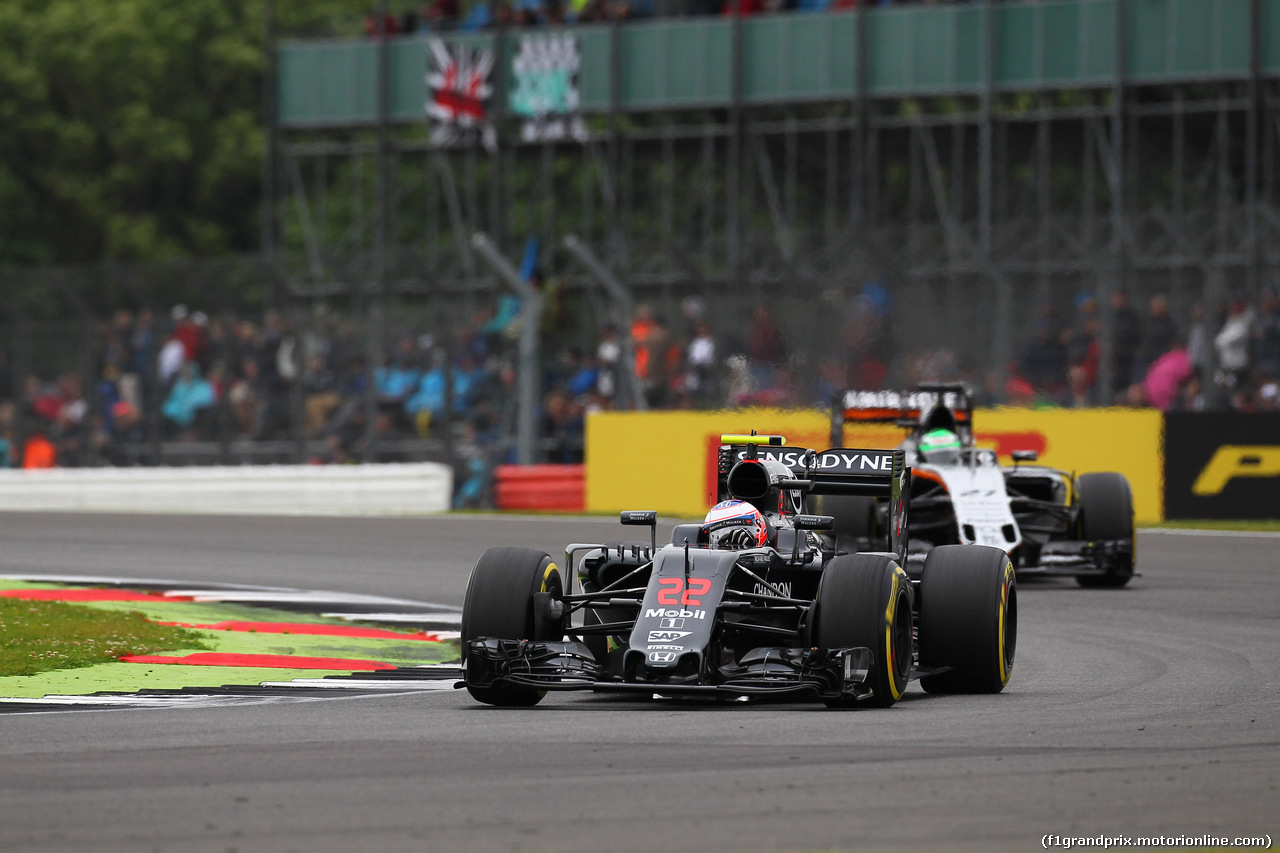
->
493;465;585;511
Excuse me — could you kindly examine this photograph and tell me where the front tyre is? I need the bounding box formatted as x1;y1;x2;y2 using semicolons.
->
918;545;1016;694
461;547;564;707
809;554;913;708
1074;472;1136;588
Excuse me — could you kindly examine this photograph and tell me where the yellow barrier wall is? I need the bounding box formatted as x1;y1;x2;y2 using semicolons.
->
585;407;1164;522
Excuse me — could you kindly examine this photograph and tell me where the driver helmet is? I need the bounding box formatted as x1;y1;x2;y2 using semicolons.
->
919;428;962;465
702;500;768;550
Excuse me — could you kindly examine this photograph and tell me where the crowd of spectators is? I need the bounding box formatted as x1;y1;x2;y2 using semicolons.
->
0;275;857;480
363;0;979;35
2;279;1277;494
1011;291;1280;413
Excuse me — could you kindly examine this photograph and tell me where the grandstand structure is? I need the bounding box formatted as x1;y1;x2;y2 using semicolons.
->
272;0;1280;396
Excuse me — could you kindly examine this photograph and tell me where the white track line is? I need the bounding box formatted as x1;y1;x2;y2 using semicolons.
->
167;589;460;610
0;574;462;612
323;611;461;624
259;679;459;690
1143;528;1280;539
0;573;296;589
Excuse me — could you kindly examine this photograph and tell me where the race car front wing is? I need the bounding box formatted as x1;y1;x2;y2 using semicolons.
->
460;638;878;701
1021;538;1134;578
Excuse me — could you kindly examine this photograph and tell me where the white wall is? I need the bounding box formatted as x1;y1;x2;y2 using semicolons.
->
0;464;453;516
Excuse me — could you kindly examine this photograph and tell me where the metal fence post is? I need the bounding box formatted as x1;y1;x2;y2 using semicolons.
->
562;234;645;411
1248;0;1261;298
472;233;541;465
367;0;391;462
981;0;1013;392
1098;0;1127;405
728;0;744;286
262;0;278;292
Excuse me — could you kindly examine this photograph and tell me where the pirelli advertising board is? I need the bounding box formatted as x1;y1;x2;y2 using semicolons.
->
1164;413;1280;519
586;407;1164;523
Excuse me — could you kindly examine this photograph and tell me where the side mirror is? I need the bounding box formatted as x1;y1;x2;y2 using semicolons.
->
620;510;657;552
1012;450;1038;463
620;511;657;526
777;478;813;491
789;514;834;564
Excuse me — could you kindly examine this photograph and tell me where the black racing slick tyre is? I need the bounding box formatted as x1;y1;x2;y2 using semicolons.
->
816;495;882;552
918;545;1016;694
809;554;913;708
461;547;565;707
1074;472;1136;588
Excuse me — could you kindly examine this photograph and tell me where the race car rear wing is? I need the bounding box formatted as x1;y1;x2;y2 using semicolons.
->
718;439;910;565
831;383;974;446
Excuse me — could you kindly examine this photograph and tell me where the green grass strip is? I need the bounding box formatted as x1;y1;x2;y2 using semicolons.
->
183;629;456;665
0;598;208;677
0;662;356;699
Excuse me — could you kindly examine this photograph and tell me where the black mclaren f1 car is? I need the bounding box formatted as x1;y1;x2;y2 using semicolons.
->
826;383;1137;587
458;433;1017;707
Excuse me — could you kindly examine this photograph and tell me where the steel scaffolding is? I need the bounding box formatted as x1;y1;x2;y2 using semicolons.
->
270;1;1280;418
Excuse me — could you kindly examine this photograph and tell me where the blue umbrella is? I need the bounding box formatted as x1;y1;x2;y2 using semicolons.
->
519;236;540;282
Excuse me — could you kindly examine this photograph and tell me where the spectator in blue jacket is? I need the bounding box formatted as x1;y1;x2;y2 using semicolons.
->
162;362;216;438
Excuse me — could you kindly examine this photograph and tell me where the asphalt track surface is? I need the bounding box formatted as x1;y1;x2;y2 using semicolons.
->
0;513;1277;853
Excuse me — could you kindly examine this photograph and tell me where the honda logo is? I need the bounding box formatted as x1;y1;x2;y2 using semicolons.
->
648;651;677;663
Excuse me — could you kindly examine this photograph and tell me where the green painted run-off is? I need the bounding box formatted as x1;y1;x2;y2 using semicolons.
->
0;580;458;700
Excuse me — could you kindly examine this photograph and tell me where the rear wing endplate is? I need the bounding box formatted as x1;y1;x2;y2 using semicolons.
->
831;384;974;446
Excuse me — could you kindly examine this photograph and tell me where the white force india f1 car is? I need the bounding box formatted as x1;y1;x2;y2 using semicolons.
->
828;383;1136;588
459;433;1017;707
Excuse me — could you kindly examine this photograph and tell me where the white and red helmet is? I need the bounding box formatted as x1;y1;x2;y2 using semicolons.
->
701;500;768;549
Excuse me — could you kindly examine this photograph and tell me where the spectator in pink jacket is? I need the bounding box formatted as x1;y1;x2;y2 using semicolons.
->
1143;341;1192;412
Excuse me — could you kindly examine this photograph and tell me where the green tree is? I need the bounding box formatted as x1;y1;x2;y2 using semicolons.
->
0;0;369;266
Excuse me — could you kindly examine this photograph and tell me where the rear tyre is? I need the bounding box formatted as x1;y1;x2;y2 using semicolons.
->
816;494;882;552
1074;472;1135;588
809;554;913;708
461;547;564;707
918;545;1016;694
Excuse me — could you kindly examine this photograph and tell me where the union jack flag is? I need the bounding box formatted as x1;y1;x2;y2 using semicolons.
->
426;38;496;152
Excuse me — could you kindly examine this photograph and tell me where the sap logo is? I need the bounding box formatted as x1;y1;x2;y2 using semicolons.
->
648;630;691;643
648;651;677;663
1192;446;1280;495
647;644;685;651
753;581;792;598
646;608;707;620
659;618;685;629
